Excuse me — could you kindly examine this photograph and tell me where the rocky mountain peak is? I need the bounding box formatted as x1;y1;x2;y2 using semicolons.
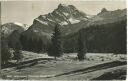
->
56;3;77;14
58;4;67;8
97;8;108;16
101;8;108;13
57;4;76;10
33;4;88;29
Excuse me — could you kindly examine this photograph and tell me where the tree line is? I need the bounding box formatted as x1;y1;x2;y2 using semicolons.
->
20;35;47;53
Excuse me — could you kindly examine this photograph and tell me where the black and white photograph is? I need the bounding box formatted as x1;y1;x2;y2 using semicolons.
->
0;0;127;80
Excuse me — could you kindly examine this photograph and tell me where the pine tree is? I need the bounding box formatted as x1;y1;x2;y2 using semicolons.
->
47;24;63;59
13;42;23;63
1;32;11;66
77;31;87;61
1;43;11;66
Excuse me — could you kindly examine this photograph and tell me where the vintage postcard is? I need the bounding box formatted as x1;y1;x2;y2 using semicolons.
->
0;0;127;80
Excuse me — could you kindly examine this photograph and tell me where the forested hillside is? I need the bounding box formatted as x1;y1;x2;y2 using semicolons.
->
63;19;127;54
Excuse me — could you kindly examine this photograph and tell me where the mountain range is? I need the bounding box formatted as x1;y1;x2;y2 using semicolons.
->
1;4;127;53
23;4;126;35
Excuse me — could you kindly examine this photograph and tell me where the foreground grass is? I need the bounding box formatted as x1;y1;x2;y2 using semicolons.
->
1;51;127;80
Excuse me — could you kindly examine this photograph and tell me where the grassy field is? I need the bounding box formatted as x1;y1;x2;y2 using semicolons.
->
1;51;127;80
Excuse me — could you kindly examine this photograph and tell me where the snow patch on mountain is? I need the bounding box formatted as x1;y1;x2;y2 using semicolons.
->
60;21;68;25
35;19;48;25
47;18;53;22
14;22;24;26
63;12;69;16
69;18;80;24
14;22;29;30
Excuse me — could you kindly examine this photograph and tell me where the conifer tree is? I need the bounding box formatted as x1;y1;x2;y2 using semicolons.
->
13;42;23;63
77;31;87;61
47;24;63;59
1;32;11;66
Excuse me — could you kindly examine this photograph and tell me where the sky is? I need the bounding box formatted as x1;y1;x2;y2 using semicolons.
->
1;0;126;25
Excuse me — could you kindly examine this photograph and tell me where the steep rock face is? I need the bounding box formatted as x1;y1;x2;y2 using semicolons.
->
36;4;87;26
28;4;90;34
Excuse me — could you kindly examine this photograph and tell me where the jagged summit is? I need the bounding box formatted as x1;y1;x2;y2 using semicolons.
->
101;8;108;13
33;3;88;29
97;8;108;15
57;3;77;11
58;4;68;8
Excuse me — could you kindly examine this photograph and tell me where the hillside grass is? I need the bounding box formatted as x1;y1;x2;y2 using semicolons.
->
1;51;126;80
